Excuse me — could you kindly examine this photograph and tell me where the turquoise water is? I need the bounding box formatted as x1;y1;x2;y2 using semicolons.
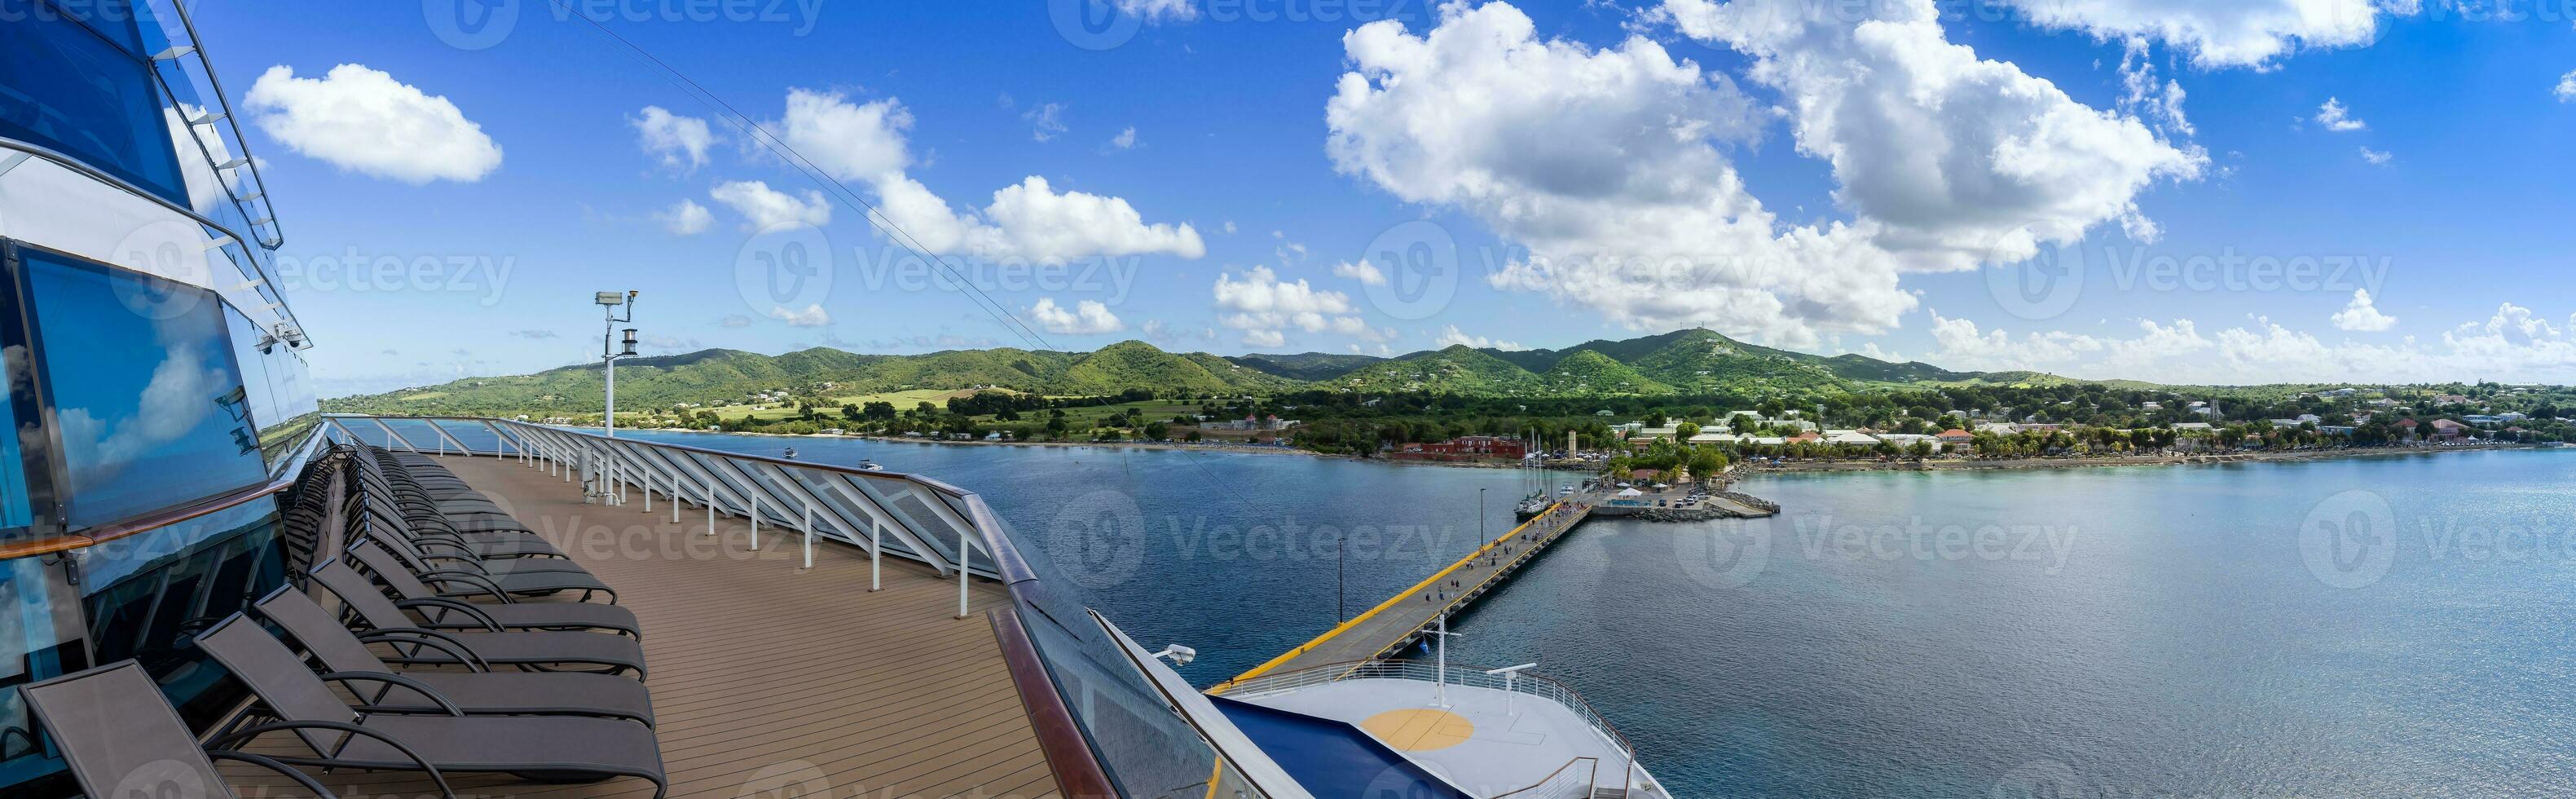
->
617;431;2576;796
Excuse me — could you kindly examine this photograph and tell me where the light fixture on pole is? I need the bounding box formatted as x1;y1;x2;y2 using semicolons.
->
597;290;637;437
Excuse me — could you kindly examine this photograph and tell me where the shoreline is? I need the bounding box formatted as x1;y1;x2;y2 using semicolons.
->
1746;443;2549;475
597;426;2552;476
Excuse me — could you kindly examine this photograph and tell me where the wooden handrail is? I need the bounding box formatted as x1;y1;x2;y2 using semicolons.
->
0;475;297;559
989;607;1116;798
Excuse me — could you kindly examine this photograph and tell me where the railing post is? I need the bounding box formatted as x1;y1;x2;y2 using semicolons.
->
957;527;971;619
642;469;653;513
800;498;814;571
704;483;716;536
749;492;760;550
672;478;682;523
870;519;882;592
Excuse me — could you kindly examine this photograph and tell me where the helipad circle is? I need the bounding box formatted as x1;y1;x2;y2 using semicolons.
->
1360;708;1474;752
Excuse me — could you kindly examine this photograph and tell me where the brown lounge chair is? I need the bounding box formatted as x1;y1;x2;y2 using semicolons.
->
193;615;667;797
341;542;641;638
310;557;649;678
20;660;450;799
252;584;655;725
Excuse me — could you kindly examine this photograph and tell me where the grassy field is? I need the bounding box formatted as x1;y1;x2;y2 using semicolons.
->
695;388;983;423
962;400;1205;426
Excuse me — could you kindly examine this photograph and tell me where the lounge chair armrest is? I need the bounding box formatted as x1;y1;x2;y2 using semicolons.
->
395;597;504;630
354;629;491;673
206;750;348;799
319;672;467;715
410;540;482;560
208;721;454;799
414;569;512;599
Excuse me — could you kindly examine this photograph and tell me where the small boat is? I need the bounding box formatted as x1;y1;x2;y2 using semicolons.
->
858;459;884;471
782;447;799;460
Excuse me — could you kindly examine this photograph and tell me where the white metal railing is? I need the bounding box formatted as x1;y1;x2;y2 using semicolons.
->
1495;757;1597;799
1225;658;1642;774
322;415;1020;618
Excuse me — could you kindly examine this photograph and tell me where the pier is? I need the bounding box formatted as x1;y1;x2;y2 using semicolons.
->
1213;499;1596;691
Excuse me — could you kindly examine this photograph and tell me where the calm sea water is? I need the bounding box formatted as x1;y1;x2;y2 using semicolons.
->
616;431;2576;797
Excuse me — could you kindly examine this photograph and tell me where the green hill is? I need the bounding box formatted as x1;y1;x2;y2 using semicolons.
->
323;327;2164;417
1537;350;1672;395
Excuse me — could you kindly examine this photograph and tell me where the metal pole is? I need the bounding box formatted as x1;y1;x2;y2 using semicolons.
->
870;519;882;591
749;492;760;550
672;476;682;523
642;470;652;513
704;483;715;536
801;499;814;571
1433;616;1450;708
603;305;616;439
957;528;971;619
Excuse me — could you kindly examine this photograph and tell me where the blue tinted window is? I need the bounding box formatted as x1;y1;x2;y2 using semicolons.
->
0;557;83;795
0;1;187;204
79;501;284;726
25;249;265;527
223;308;319;470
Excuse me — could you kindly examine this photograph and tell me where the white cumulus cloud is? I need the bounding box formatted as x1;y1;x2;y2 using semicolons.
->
632;106;716;170
768;90;1203;261
2556;69;2576;103
1332;259;1388;285
710;180;830;231
654;198;713;235
768;304;831;327
244;64;502;183
1985;0;2401;69
1435;325;1525;351
2331;289;2396;331
1213;266;1367;347
1029;297;1127;334
2315;97;2367;131
2358;147;2393;166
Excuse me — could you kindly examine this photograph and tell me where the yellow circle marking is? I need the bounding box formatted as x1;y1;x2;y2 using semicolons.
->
1360;708;1475;752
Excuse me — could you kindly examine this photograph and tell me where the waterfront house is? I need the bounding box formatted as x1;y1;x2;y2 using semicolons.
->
2428;418;2473;441
1937;429;1974;447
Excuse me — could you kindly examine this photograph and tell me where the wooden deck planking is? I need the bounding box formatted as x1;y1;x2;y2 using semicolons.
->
218;452;1059;798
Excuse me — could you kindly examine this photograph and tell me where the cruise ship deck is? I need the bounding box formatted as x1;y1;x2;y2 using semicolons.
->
221;452;1057;797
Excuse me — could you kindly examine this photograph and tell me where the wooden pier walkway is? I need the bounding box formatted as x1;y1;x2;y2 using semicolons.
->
1213;499;1596;691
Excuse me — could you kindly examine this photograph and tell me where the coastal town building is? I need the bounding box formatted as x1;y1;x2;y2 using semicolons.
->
1395;435;1530;461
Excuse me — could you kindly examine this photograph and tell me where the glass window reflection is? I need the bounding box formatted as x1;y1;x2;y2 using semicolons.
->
24;248;265;527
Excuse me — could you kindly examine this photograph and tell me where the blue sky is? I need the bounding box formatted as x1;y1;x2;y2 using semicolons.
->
194;1;2576;395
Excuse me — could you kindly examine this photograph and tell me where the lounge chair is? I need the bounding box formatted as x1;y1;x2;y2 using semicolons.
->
20;661;421;799
310;558;648;678
340;543;641;638
252;585;654;725
194;615;667;797
354;526;616;603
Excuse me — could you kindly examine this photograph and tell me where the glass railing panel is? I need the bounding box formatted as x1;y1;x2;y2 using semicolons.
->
843;474;971;565
374;418;448;452
1018;599;1229;793
431;420;504;454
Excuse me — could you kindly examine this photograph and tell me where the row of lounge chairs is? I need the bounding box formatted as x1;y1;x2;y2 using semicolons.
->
18;443;669;798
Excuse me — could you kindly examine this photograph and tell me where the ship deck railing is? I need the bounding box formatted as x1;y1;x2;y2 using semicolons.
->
1224;658;1640;770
